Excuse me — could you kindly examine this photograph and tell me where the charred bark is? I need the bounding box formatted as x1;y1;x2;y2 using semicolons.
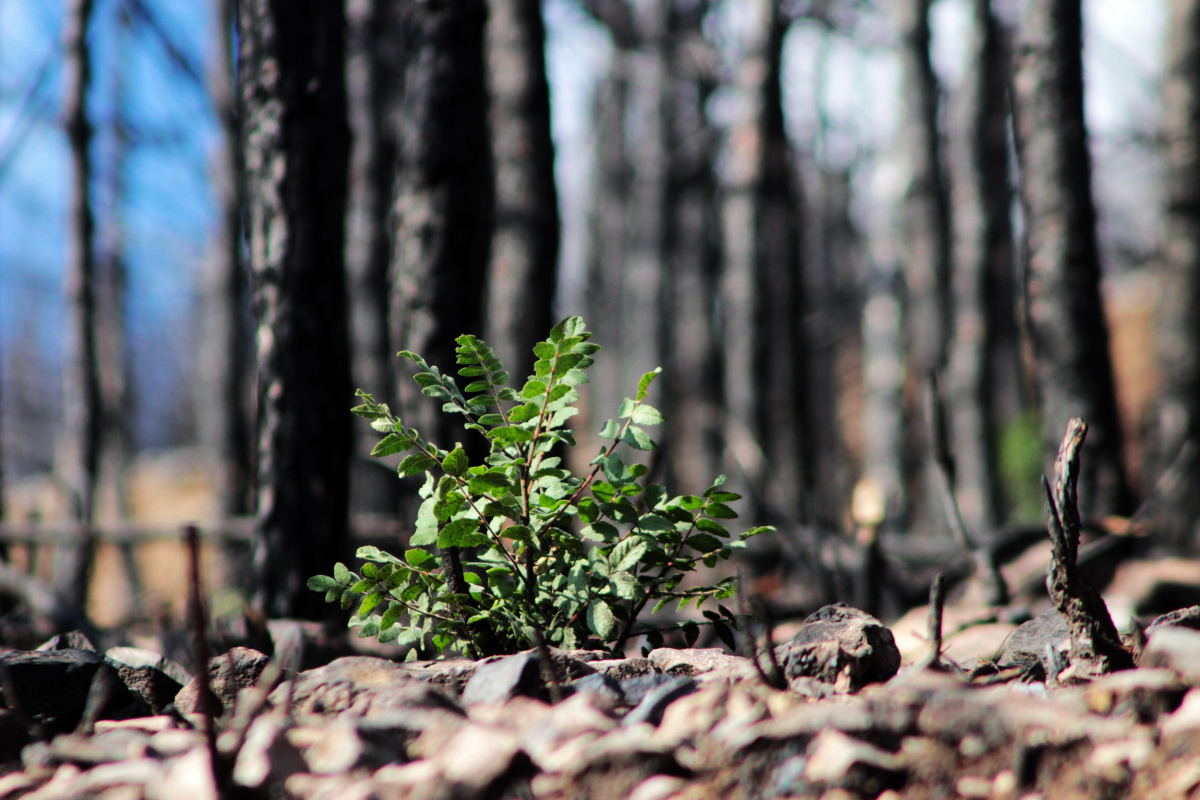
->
484;0;560;383
1153;0;1200;550
55;0;100;608
240;0;353;618
946;0;1012;534
390;0;492;607
1012;0;1131;517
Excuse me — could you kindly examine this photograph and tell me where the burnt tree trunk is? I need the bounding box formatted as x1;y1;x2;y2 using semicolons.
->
345;0;402;513
198;0;252;519
484;0;560;382
720;0;808;522
1154;0;1200;550
55;0;100;608
390;0;492;600
240;0;353;618
1012;0;1130;517
946;0;1012;534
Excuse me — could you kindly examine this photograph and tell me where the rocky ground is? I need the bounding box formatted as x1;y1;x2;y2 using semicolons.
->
0;600;1199;799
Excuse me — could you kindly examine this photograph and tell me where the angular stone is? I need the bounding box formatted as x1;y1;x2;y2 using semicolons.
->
773;604;900;692
0;650;140;734
272;656;462;720
394;658;477;698
998;610;1070;671
1146;606;1200;639
105;648;187;715
622;676;697;727
36;631;98;652
174;647;271;715
591;657;660;680
1084;668;1186;722
1141;626;1200;685
461;649;594;706
646;648;746;678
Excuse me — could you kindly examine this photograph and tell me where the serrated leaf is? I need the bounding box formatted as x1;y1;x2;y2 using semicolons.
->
636;367;661;402
464;380;491;393
598;419;621;439
361;562;378;579
411;497;439;546
350;579;374;594
398;453;437;477
377;626;401;644
487;426;534;445
359;592;383;618
469;472;513;495
587;602;616;639
581;521;619;542
371;432;416;458
501;524;532;543
325;587;343;603
706;502;738;519
442;445;469;477
438;518;489;548
478;413;504;426
635;514;675;533
508;403;541;423
609;571;640;600
358;620;380;638
406;549;433;567
333;563;351;584
522;379;547;398
307;575;337;591
620;426;655;451
610;537;649;572
695;518;729;537
631;404;664;426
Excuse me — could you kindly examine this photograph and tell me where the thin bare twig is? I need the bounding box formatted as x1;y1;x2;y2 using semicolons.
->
925;572;946;669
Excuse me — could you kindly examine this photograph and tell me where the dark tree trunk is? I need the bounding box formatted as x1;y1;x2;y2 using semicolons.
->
662;2;721;497
240;0;353;619
345;0;401;513
198;0;252;519
720;0;809;522
390;0;492;597
896;0;951;376
55;0;100;609
484;0;560;383
946;0;1012;534
1154;0;1200;550
1012;0;1130;517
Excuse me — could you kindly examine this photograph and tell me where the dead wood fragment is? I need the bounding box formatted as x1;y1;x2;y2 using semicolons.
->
1042;419;1133;673
925;573;946;669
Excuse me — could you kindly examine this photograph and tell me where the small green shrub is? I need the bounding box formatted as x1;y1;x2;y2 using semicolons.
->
309;317;768;658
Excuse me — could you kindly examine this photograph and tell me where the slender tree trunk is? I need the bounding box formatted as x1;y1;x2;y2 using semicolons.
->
345;0;400;513
484;0;560;382
662;3;720;496
240;0;353;619
946;0;1011;534
1154;0;1200;550
1012;0;1130;517
55;0;100;609
896;0;951;376
390;0;492;599
198;0;251;519
720;0;808;522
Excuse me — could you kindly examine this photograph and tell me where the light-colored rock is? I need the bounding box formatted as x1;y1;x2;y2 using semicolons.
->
154;748;216;800
1141;626;1200;684
231;713;306;789
804;728;903;786
274;656;462;720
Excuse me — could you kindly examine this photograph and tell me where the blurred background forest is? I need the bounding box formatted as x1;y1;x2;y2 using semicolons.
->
0;0;1195;636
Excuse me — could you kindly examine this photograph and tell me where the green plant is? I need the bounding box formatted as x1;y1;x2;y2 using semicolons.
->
308;317;769;658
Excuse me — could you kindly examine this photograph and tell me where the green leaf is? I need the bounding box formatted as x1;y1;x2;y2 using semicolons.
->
587;602;616;639
333;563;351;584
581;521;619;542
411;497;439;546
358;620;381;638
307;575;337;592
359;593;383;619
685;533;723;553
706;502;738;519
741;525;773;539
442;445;469;477
478;413;504;426
398;453;438;477
631;404;664;426
707;491;741;503
371;432;417;458
598;419;621;439
620;426;656;451
361;562;378;579
681;621;700;647
405;549;433;567
636;368;661;402
609;571;640;600
469;472;513;495
610;537;649;572
350;579;374;594
377;626;401;644
438;518;489;548
522;379;547;398
500;525;532;544
635;514;675;533
487;426;534;445
695;518;729;537
508;403;541;423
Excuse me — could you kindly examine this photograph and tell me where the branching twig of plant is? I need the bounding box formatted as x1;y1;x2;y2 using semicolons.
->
1041;419;1133;673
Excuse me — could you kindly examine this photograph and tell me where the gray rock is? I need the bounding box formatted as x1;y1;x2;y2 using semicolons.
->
592;657;660;680
569;672;626;707
36;631;98;652
646;648;745;678
395;658;478;698
1146;605;1200;639
273;656;462;720
622;677;697;727
774;603;901;691
1141;626;1200;685
0;650;140;734
174;646;271;716
462;649;594;706
999;610;1070;672
105;648;188;715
